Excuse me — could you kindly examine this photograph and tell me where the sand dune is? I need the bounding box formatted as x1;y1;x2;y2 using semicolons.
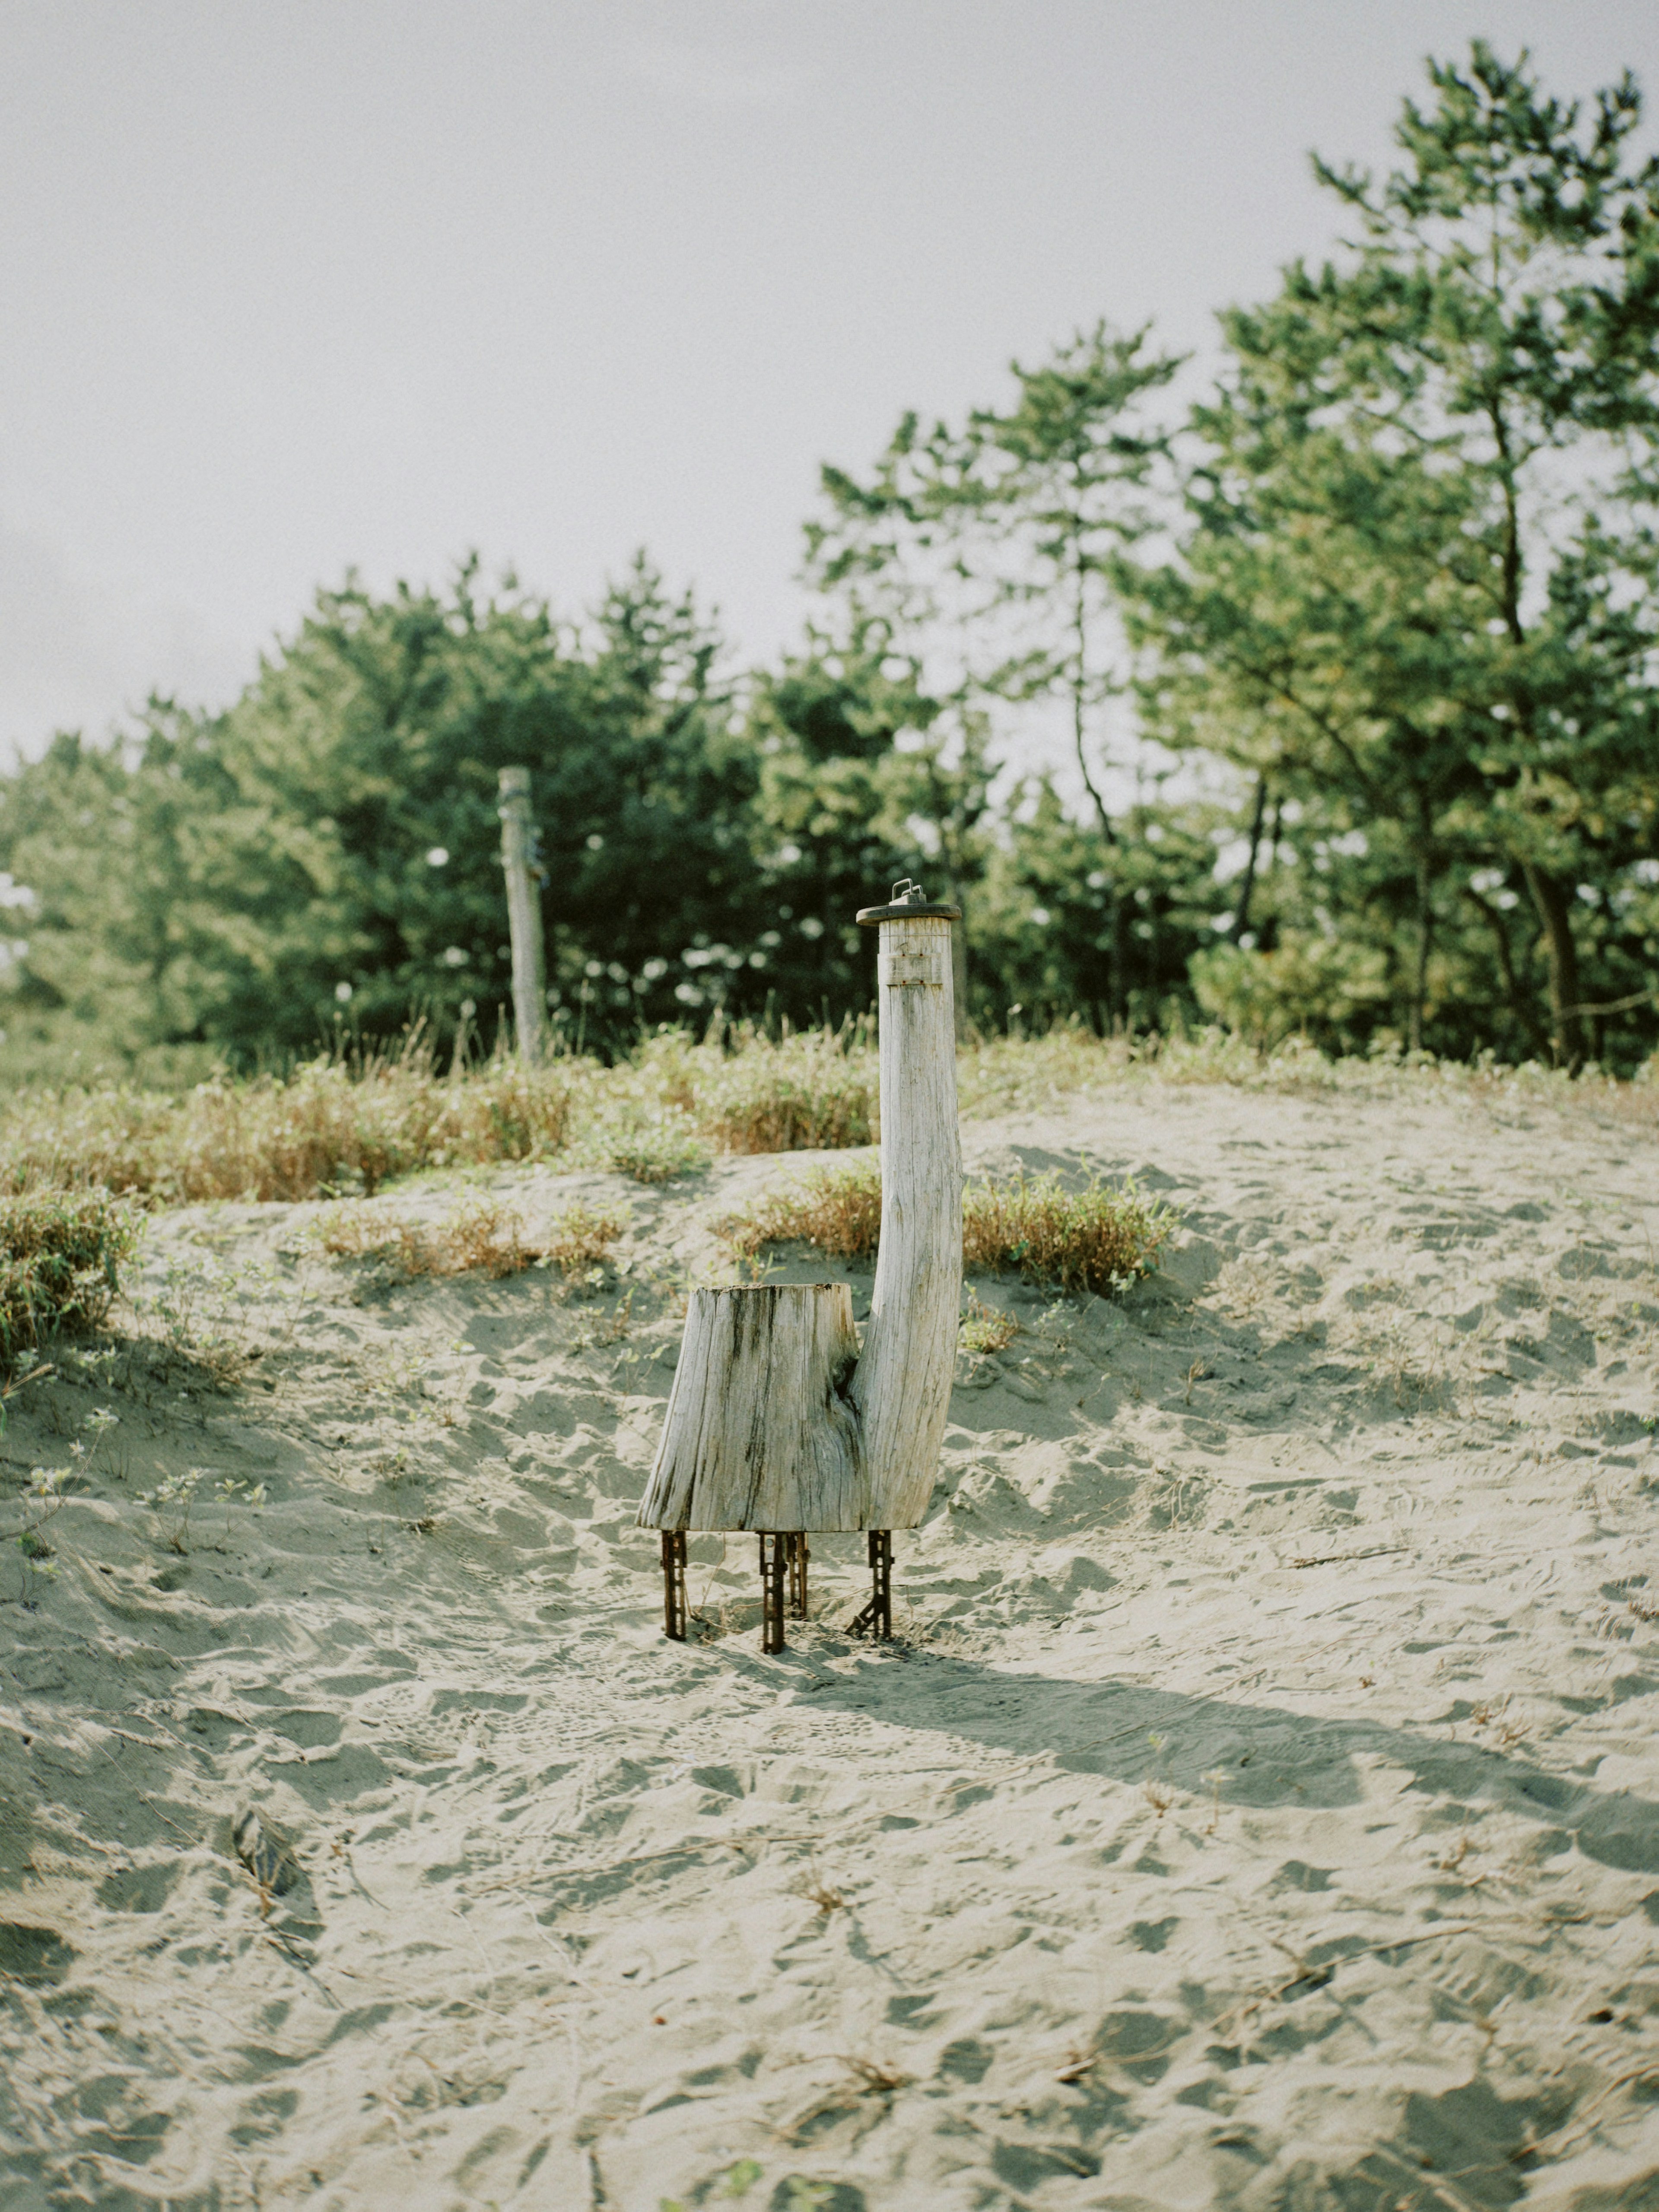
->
3;1080;1658;2209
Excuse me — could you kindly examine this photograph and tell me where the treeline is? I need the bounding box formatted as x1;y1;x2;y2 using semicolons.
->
3;42;1656;1079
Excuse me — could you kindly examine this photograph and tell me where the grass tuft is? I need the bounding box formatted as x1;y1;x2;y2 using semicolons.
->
695;1028;876;1153
317;1198;624;1281
0;1191;139;1370
721;1161;1173;1295
963;1172;1174;1295
720;1160;884;1262
959;1289;1019;1355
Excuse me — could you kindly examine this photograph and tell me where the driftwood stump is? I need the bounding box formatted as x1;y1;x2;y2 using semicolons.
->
638;885;963;1641
640;1282;862;1531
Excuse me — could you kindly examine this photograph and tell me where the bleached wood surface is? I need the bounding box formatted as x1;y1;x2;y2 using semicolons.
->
636;1284;862;1530
850;912;962;1527
638;908;961;1533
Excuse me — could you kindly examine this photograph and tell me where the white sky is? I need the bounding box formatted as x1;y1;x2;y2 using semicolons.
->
3;0;1656;770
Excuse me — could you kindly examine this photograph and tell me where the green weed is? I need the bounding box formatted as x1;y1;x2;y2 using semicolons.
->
0;1191;138;1372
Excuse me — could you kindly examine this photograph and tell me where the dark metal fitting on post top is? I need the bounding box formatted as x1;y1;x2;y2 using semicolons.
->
856;877;962;928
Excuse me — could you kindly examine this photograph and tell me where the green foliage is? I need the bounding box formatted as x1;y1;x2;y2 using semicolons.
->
743;628;989;1023
0;557;764;1066
0;1192;138;1370
970;780;1221;1030
2;46;1654;1079
1131;41;1659;1068
810;322;1184;1022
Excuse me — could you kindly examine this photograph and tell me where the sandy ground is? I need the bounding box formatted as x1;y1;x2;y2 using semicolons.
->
3;1079;1659;2211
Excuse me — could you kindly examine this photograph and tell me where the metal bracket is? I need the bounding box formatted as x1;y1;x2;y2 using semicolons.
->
760;1532;787;1654
846;1530;893;1640
661;1529;689;1641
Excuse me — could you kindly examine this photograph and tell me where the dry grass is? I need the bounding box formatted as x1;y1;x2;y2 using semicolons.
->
0;1191;140;1370
720;1159;884;1262
698;1039;875;1151
0;1038;576;1204
1;1019;1649;1212
317;1198;624;1281
721;1162;1173;1295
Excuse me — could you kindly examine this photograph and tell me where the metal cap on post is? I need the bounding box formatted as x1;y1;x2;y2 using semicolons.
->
855;877;963;927
497;767;547;1068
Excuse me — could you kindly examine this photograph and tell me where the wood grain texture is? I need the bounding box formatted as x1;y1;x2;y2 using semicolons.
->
636;1283;862;1530
637;910;960;1533
851;912;962;1528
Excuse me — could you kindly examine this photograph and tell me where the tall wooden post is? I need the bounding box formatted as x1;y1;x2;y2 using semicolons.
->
849;881;964;1528
497;767;547;1067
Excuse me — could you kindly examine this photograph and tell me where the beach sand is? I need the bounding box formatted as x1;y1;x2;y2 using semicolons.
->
3;1078;1658;2209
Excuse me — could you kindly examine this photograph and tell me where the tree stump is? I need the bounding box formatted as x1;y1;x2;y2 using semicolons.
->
638;1282;863;1531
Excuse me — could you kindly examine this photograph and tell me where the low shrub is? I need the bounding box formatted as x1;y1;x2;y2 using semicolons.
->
601;1112;712;1185
537;1202;630;1276
0;1191;140;1369
959;1288;1019;1354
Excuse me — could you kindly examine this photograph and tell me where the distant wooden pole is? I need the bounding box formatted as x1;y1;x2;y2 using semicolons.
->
497;766;547;1067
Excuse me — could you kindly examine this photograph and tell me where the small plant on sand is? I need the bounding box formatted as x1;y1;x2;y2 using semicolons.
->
68;1403;127;1485
143;1465;206;1554
537;1202;629;1277
795;1862;848;1916
659;2161;764;2212
959;1289;1019;1356
4;1466;68;1596
0;1191;138;1371
214;1475;267;1535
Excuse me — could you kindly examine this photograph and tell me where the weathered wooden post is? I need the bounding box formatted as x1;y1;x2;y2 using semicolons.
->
497;766;547;1067
637;880;963;1647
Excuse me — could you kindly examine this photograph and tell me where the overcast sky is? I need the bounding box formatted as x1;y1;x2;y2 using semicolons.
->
3;0;1657;769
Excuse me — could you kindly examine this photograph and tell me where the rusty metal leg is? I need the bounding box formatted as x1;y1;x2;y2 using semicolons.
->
760;1533;787;1654
785;1532;809;1618
846;1530;893;1640
661;1529;688;1642
870;1529;892;1639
